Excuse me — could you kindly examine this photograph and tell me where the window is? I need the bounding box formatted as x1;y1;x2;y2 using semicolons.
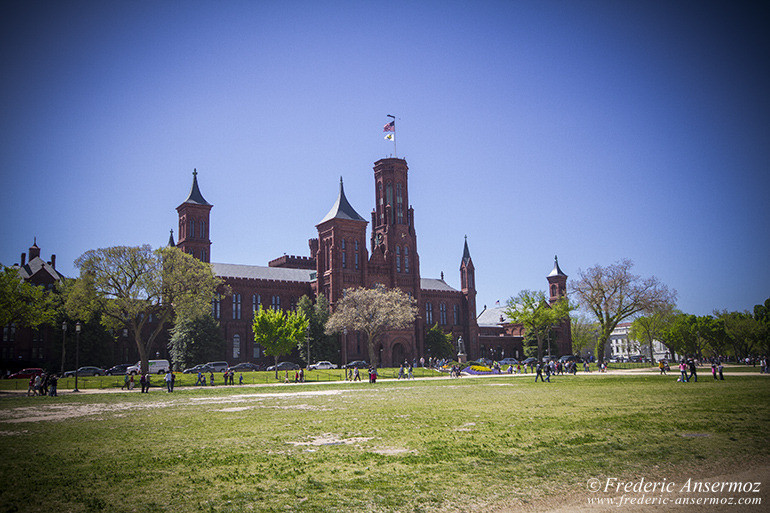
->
189;219;195;239
272;295;281;311
453;304;460;325
233;294;241;320
201;250;207;262
386;183;394;224
253;344;261;358
212;295;221;319
440;303;447;325
354;240;360;269
378;182;384;223
426;302;433;325
396;245;401;273
233;334;240;359
404;246;409;273
200;220;206;239
396;183;403;224
252;294;261;313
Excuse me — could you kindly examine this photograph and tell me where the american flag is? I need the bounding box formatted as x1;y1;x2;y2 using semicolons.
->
383;120;395;132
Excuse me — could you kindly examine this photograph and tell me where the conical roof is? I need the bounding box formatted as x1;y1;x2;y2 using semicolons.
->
168;229;176;247
183;169;211;206
318;178;366;224
548;255;567;278
462;235;472;265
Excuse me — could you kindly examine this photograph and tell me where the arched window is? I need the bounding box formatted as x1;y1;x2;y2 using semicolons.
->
189;219;195;239
200;220;206;239
252;294;261;313
440;303;447;325
354;240;359;270
453;304;460;325
404;246;409;274
212;294;220;319
426;302;433;325
342;239;347;269
386;183;394;224
233;334;241;359
272;295;281;311
233;293;241;320
396;183;403;224
396;245;401;273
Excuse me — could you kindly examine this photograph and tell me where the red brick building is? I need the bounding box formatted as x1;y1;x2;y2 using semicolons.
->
174;158;481;367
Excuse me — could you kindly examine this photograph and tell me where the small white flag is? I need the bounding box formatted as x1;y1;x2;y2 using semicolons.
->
385;133;394;141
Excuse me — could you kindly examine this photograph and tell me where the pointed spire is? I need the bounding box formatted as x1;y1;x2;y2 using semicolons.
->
183;168;211;205
548;255;567;278
168;229;176;247
318;177;366;224
462;235;472;265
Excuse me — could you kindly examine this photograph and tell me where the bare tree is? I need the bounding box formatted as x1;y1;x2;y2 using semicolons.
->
325;286;417;368
630;304;676;364
571;259;676;363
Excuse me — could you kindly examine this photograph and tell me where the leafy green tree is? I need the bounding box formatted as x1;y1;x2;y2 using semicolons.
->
716;310;759;359
296;295;338;365
253;306;309;379
570;313;599;359
629;305;675;364
752;298;770;356
571;259;677;362
0;266;57;329
325;285;417;368
504;290;573;361
70;245;223;374
424;323;455;360
168;313;224;370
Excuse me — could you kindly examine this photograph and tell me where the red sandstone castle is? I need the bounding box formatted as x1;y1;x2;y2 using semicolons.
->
173;157;570;367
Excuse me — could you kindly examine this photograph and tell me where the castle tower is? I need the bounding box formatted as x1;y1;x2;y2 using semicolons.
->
460;236;479;358
369;158;420;290
547;255;568;304
316;178;368;305
176;169;212;262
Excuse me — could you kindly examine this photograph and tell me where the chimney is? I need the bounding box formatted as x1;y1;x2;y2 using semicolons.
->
21;253;26;266
50;254;56;269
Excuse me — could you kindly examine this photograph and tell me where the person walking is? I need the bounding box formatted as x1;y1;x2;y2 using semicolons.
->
122;373;130;390
718;361;724;380
688;359;698;382
659;360;666;375
544;362;552;382
139;373;147;393
535;362;544;383
408;363;413;380
354;367;360;381
711;362;717;380
49;374;58;396
678;361;688;382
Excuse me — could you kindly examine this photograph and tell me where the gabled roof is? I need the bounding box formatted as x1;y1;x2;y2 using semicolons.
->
548;255;567;278
318;178;366;224
17;257;63;282
212;263;315;283
182;169;211;206
420;278;460;293
477;305;511;327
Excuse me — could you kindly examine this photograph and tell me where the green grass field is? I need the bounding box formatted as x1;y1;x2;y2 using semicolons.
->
1;372;768;512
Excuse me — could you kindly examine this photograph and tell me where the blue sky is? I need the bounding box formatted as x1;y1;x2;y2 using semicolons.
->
2;1;768;316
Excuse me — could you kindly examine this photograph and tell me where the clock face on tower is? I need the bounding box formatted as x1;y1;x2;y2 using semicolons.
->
375;233;383;246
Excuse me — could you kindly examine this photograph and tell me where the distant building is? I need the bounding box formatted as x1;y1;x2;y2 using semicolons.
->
2;240;63;367
609;322;673;361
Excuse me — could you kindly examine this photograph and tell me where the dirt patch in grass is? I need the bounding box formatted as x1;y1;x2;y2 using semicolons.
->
287;433;373;446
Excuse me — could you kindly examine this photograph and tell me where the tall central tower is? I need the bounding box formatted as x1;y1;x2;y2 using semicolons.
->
176;169;212;262
369;158;420;290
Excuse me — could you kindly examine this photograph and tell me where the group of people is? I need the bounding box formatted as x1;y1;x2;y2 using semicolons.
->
397;363;414;379
27;372;58;396
677;358;724;382
195;369;242;386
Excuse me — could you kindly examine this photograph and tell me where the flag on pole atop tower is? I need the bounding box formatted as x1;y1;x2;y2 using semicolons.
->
383;120;395;132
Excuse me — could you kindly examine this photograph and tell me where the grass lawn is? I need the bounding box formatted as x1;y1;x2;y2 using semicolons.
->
1;372;768;512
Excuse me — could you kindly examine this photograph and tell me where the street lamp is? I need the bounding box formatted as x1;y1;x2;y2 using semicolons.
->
342;328;348;380
74;321;81;392
306;324;311;367
60;322;67;376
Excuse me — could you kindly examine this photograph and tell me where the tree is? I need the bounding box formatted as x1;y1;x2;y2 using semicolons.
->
325;285;417;368
252;306;308;379
504;290;573;361
296;295;338;365
629;304;675;364
752;298;770;356
424;323;455;360
716;310;759;359
0;266;57;329
571;259;676;363
168;313;224;370
570;313;599;359
70;245;223;374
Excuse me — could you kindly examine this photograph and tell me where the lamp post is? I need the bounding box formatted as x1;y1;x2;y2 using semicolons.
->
74;321;81;392
60;322;67;376
342;328;348;380
306;325;311;367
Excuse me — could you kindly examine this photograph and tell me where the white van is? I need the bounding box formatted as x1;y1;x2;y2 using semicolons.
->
126;359;171;375
206;361;229;372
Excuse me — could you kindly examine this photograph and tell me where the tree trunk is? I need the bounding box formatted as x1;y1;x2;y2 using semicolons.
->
274;355;279;380
135;330;149;374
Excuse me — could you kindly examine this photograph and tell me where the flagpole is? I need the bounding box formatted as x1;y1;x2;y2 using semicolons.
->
387;114;396;157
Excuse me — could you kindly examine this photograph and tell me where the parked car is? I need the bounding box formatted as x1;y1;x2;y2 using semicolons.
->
307;360;337;370
267;362;300;371
205;361;230;372
498;358;519;365
523;357;537;365
8;368;44;379
227;362;261;372
344;360;368;369
126;359;171;375
182;364;214;374
64;366;106;377
558;355;577;363
105;364;132;376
